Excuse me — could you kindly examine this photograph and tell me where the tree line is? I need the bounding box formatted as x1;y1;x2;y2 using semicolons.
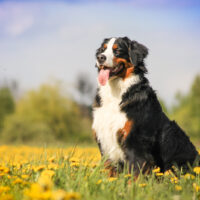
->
0;74;199;145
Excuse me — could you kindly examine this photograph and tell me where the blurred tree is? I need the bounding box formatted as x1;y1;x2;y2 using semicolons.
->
2;83;92;144
0;87;15;131
76;73;95;118
0;79;20;100
76;73;95;105
170;74;200;139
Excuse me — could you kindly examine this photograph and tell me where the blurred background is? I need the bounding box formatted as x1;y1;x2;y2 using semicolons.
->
0;0;200;146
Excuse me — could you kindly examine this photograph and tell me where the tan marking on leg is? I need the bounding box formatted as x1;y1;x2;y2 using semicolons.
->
123;120;134;138
117;120;134;145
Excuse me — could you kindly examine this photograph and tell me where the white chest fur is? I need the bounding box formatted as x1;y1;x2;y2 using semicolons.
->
92;75;140;163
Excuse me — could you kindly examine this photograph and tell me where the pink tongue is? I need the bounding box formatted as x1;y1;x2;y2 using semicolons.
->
98;69;110;86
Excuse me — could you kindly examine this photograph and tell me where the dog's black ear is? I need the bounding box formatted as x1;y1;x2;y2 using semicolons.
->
128;41;148;67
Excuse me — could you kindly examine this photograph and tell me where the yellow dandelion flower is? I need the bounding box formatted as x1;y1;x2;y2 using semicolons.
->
124;174;132;178
69;157;80;163
13;178;23;184
52;189;67;200
40;191;52;199
193;183;200;192
89;163;97;168
175;185;182;191
21;174;29;180
0;166;10;174
194;167;200;174
41;170;55;178
100;169;107;173
164;170;173;176
108;177;117;182
65;192;81;200
0;166;5;171
3;167;10;174
24;183;52;199
152;167;160;173
156;172;164;176
0;186;10;193
70;163;80;167
34;165;46;172
139;183;147;188
48;163;58;170
13;163;22;170
24;183;42;195
7;175;11;179
184;173;195;180
38;175;53;191
170;177;178;184
0;194;13;200
96;180;102;185
48;156;56;163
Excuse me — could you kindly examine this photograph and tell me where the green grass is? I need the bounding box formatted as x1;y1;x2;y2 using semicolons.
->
0;146;200;200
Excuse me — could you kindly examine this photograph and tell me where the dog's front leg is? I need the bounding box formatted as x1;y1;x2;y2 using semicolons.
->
117;120;134;147
117;129;152;180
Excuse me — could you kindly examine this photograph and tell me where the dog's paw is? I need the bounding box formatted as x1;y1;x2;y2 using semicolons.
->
104;159;118;177
104;159;112;169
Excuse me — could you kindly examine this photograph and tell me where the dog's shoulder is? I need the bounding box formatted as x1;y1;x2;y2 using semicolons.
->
120;77;160;111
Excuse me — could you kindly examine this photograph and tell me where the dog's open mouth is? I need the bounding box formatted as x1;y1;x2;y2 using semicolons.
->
98;63;124;86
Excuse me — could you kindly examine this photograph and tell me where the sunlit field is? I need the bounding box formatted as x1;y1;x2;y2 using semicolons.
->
0;146;200;200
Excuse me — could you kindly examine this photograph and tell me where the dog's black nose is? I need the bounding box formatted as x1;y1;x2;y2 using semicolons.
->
97;54;106;64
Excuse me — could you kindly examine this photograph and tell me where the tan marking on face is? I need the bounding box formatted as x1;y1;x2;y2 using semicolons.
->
112;44;118;50
103;44;107;49
113;57;132;68
123;67;134;80
112;57;134;80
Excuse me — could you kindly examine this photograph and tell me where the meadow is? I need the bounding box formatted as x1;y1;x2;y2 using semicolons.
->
0;146;200;200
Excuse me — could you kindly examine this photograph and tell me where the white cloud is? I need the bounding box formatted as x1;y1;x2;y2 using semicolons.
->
5;16;34;36
0;2;40;36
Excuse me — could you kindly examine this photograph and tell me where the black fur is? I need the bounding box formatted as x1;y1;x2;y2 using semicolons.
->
120;76;198;174
94;37;198;175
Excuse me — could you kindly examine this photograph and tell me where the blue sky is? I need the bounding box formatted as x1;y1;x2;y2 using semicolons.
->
0;0;200;104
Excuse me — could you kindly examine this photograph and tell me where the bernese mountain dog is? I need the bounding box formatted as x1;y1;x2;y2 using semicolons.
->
92;36;198;178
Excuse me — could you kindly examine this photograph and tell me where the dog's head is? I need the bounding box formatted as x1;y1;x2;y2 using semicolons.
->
95;37;148;86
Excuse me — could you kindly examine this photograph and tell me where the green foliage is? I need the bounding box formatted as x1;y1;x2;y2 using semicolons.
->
1;84;92;144
1;146;200;200
170;74;200;139
1;73;200;144
0;87;15;131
